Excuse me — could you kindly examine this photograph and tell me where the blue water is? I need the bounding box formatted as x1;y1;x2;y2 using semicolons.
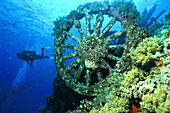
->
0;0;169;113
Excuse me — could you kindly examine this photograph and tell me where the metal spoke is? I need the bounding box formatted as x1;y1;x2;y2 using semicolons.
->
99;17;116;39
65;58;81;73
107;44;125;50
100;59;113;75
64;31;80;43
107;54;121;61
86;14;92;36
74;61;85;80
93;14;104;35
105;28;126;45
62;44;78;50
74;19;85;38
85;69;91;87
63;52;78;60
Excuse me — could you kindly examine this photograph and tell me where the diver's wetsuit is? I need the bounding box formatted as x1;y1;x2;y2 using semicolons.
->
17;48;50;68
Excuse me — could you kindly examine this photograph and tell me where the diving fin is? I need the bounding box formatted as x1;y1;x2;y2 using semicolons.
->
50;57;54;59
44;47;51;49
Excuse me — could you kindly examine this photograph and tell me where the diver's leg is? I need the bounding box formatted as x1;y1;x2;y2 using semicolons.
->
26;60;31;65
25;60;32;68
41;48;45;57
44;53;50;58
30;59;34;68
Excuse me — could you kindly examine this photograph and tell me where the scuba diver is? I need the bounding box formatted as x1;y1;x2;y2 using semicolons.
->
17;47;52;68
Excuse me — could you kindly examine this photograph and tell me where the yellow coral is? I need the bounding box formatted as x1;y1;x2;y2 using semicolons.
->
163;37;170;54
155;57;164;69
90;87;130;113
122;68;144;87
161;30;168;40
140;84;170;112
90;109;98;113
129;31;168;65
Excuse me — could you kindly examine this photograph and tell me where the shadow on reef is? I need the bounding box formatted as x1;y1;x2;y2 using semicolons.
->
37;74;94;113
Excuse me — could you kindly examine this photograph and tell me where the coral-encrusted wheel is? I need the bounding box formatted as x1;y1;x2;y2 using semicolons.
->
53;1;144;96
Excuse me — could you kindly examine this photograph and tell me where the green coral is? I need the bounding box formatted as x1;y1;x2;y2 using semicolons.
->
122;68;144;87
140;84;170;113
146;67;160;79
129;30;168;65
90;88;130;113
130;36;161;65
100;97;129;113
93;93;106;106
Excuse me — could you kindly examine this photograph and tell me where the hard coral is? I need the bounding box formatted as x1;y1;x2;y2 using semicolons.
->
122;68;144;87
91;89;130;113
129;30;168;65
130;36;162;65
140;84;170;113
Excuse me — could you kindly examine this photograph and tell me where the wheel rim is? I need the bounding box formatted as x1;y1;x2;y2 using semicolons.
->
53;1;143;96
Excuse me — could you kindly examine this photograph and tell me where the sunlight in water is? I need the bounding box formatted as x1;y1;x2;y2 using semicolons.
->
12;62;28;89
